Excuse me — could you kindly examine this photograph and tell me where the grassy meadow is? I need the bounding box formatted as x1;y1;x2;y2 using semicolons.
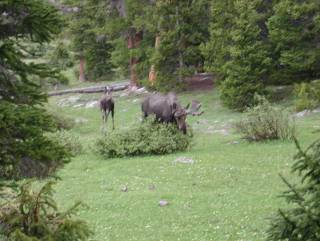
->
47;87;319;241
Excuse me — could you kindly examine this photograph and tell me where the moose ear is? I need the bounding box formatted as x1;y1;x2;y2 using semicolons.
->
185;103;190;109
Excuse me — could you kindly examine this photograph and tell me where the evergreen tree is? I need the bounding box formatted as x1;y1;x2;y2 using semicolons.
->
67;0;114;81
202;0;235;78
267;138;320;240
106;0;155;86
204;0;272;110
267;0;320;84
0;0;71;179
150;0;211;90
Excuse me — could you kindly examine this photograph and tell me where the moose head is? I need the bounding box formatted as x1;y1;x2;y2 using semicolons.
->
142;93;204;134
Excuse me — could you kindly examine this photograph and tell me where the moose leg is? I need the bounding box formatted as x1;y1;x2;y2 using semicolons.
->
101;110;107;133
102;110;106;123
111;105;115;130
141;112;148;122
105;111;110;126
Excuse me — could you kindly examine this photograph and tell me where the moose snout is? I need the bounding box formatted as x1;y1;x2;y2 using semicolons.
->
178;123;187;134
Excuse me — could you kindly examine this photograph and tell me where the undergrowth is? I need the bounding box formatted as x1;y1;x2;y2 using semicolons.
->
96;120;192;158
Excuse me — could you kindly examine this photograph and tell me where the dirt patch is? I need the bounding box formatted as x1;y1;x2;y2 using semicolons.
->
184;73;215;91
193;118;232;135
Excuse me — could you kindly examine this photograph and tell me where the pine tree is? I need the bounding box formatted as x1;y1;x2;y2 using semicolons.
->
106;0;155;86
67;0;114;81
0;0;71;179
267;138;320;240
267;0;320;84
204;0;272;110
202;0;236;77
150;0;211;90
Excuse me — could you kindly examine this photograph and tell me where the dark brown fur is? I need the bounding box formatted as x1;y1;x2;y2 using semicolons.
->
141;92;188;134
100;87;115;130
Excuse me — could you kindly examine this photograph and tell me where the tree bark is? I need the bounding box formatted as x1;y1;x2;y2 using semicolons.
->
128;31;143;87
148;34;161;86
79;57;86;82
176;5;183;83
48;83;129;96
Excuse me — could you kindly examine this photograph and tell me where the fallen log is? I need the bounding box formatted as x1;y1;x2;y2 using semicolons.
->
48;83;129;96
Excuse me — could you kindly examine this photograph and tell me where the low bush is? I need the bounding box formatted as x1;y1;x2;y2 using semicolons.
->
96;120;192;158
0;181;92;241
294;81;320;111
50;113;75;130
46;130;83;156
235;96;295;141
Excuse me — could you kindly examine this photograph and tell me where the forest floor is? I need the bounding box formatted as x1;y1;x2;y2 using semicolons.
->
47;85;320;241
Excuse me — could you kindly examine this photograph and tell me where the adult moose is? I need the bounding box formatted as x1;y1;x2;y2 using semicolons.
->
100;86;115;131
141;92;203;134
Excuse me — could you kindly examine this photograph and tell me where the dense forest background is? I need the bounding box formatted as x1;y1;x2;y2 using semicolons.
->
49;0;320;110
1;1;320;240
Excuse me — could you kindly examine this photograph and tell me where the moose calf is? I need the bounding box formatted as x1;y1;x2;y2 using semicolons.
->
100;87;115;131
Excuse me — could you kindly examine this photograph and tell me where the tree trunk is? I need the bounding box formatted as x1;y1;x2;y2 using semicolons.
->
111;0;143;88
148;34;161;86
79;57;86;82
48;82;129;96
176;5;183;83
178;51;184;83
128;31;142;87
130;56;139;87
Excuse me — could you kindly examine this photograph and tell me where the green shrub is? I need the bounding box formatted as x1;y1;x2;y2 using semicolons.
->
235;96;295;141
0;181;92;241
267;138;320;241
50;113;75;130
294;81;320;111
46;131;83;156
96;120;192;158
220;80;266;111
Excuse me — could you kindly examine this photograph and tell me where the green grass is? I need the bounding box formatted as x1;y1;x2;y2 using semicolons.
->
47;89;320;241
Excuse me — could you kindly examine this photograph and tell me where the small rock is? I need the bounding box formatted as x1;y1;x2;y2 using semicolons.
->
120;185;128;192
136;87;149;94
213;129;229;136
159;200;169;207
295;110;311;118
75;117;88;124
148;184;156;191
229;140;240;145
173;157;195;164
312;108;320;113
73;103;84;108
68;95;81;103
85;100;98;108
